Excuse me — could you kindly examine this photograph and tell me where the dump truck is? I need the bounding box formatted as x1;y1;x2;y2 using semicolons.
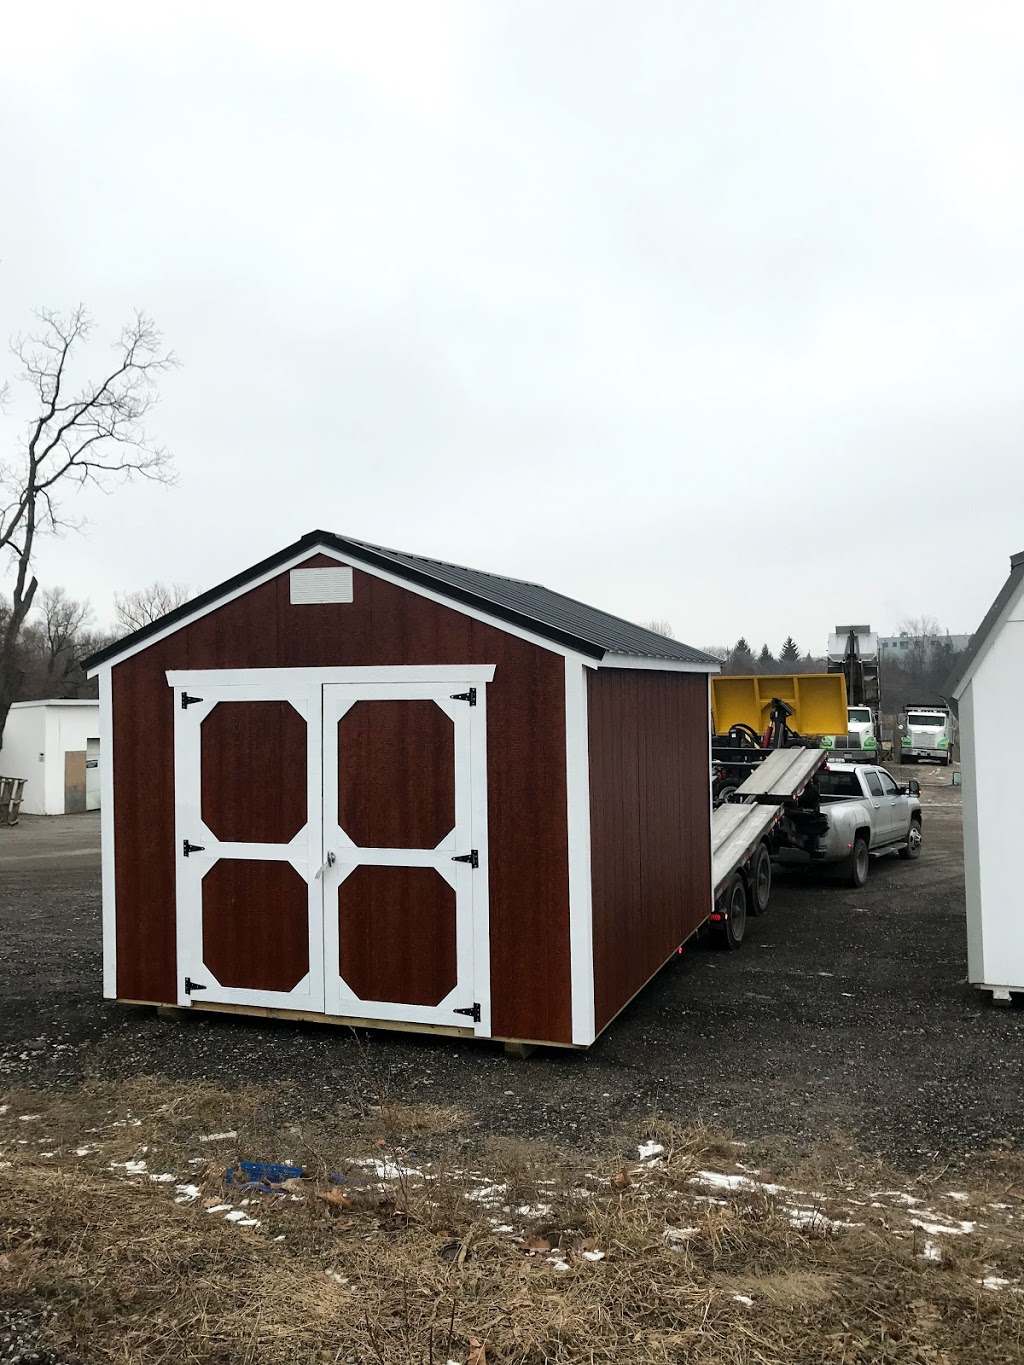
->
900;703;955;765
825;625;882;759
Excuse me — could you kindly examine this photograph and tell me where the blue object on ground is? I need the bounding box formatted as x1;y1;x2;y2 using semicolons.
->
227;1160;303;1188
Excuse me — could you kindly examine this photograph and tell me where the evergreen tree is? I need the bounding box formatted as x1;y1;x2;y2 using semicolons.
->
757;643;775;671
780;636;800;665
728;636;755;674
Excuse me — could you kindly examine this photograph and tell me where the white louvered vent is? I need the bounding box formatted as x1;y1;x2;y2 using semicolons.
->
290;567;354;604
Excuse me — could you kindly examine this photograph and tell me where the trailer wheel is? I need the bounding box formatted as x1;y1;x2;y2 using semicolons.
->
899;817;922;860
848;836;870;888
749;843;772;916
715;873;747;949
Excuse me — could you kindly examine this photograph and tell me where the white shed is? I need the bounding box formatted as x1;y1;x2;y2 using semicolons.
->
0;700;101;815
948;550;1024;1000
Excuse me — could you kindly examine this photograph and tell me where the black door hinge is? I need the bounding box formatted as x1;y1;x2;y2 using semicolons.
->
454;1003;481;1022
450;687;477;706
184;977;206;995
182;839;205;857
181;692;203;709
452;850;479;868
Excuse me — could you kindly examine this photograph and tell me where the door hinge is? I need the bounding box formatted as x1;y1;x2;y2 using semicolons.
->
454;1003;481;1022
452;850;479;868
184;977;207;995
450;687;477;706
182;839;206;857
181;692;203;709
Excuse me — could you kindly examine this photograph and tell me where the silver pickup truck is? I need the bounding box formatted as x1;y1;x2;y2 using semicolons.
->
779;762;922;886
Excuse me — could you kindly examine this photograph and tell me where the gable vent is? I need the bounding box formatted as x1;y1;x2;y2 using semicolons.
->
290;567;354;604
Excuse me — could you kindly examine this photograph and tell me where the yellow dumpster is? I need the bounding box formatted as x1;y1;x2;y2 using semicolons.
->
711;673;849;740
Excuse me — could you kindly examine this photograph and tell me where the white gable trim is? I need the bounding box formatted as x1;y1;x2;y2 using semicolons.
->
564;656;595;1046
87;542;596;676
952;573;1024;700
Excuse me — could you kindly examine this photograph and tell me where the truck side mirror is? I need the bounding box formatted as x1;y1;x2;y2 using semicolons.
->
908;779;921;796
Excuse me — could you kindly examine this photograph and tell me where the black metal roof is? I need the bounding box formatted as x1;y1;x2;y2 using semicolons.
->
84;530;719;670
944;549;1024;704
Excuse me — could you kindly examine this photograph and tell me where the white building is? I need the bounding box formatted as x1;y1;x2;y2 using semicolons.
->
948;551;1024;999
0;700;101;815
880;632;972;660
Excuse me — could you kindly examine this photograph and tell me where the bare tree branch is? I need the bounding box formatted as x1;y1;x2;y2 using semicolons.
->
0;307;177;742
113;581;191;633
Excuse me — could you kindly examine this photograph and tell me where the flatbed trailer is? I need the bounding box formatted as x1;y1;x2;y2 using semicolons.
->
707;746;828;948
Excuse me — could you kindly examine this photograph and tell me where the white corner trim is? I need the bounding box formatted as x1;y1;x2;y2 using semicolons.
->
89;541;595;676
98;666;117;999
599;653;720;674
706;674;715;918
565;656;595;1046
165;665;497;689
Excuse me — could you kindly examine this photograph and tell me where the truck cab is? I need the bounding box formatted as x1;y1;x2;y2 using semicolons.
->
901;706;954;766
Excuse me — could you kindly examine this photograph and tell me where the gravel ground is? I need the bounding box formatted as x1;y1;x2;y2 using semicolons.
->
1;765;1021;1168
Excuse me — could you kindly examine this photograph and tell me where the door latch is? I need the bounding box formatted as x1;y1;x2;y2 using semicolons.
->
315;851;337;880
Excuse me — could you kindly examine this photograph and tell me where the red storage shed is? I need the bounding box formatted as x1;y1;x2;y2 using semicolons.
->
85;532;718;1049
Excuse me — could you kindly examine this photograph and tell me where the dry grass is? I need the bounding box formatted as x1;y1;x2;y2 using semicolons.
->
2;1081;1024;1363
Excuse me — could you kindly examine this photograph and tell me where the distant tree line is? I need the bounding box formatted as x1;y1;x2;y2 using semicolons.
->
0;581;189;708
703;636;826;675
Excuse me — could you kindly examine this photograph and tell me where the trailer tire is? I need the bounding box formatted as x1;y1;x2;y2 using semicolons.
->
848;836;870;888
715;873;748;950
899;817;922;860
749;843;772;915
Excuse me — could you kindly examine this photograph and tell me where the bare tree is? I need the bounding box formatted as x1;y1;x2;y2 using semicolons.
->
640;618;675;639
0;307;175;742
114;580;190;633
39;586;91;679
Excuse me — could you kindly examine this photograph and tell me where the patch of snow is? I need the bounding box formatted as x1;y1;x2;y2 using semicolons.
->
787;1207;862;1233
638;1141;664;1160
981;1276;1010;1291
581;1249;605;1262
111;1159;148;1175
466;1183;507;1203
198;1131;237;1143
492;1223;514;1234
223;1209;249;1223
326;1271;348;1285
39;1151;56;1158
547;1257;571;1272
0;1105;8;1115
920;1240;942;1262
693;1196;728;1207
515;1203;552;1218
910;1216;976;1237
17;1114;40;1122
664;1226;698;1244
733;1294;754;1307
174;1183;202;1202
74;1147;94;1157
205;1204;231;1214
871;1190;920;1206
351;1157;422;1180
149;1173;176;1183
946;1192;969;1202
691;1170;785;1196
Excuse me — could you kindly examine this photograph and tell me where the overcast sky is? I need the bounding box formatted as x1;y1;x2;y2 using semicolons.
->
1;1;1021;655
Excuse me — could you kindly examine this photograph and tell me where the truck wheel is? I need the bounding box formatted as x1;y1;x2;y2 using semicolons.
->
848;837;870;888
749;843;771;915
715;873;748;949
899;817;922;860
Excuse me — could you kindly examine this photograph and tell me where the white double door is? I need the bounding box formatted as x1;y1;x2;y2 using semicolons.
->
172;675;488;1031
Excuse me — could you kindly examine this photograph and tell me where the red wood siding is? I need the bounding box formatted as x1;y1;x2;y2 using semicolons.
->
587;669;711;1035
110;553;572;1043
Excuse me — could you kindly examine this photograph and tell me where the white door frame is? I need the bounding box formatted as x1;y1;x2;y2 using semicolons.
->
168;666;493;1034
172;680;325;1011
322;679;491;1034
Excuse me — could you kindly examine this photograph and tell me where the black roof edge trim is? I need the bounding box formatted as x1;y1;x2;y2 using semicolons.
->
82;529;610;670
